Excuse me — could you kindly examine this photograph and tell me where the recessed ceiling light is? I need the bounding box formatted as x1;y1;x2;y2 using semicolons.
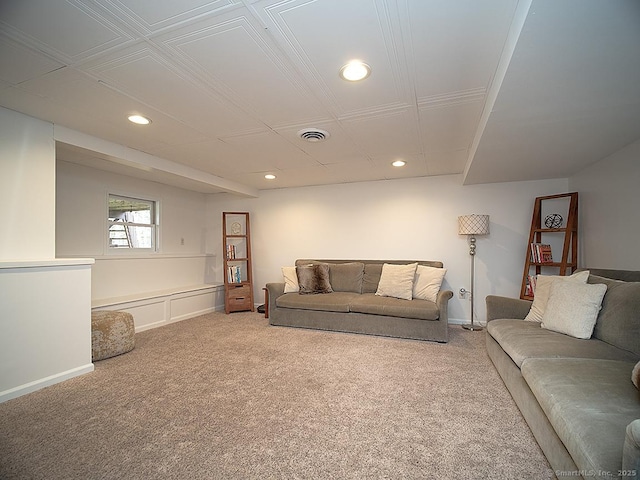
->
128;114;151;125
339;60;371;81
392;160;406;167
265;174;276;180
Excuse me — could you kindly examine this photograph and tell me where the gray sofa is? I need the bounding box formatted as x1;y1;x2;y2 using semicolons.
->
265;259;453;342
486;268;640;479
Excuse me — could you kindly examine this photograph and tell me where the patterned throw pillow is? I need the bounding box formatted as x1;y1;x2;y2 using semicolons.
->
296;264;333;294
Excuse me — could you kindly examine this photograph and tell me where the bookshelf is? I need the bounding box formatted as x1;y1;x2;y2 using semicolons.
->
223;212;254;313
520;193;579;300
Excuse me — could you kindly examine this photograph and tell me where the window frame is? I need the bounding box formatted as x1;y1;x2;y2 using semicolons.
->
106;192;160;254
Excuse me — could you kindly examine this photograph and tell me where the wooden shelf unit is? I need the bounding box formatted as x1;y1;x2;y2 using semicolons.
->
520;192;579;300
223;212;254;313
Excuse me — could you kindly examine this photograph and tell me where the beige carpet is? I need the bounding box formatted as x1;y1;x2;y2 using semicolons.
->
0;312;555;479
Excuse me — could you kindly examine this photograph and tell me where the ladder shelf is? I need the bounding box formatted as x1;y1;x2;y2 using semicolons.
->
520;192;579;300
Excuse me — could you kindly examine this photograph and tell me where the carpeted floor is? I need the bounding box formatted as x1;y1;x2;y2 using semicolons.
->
0;312;555;479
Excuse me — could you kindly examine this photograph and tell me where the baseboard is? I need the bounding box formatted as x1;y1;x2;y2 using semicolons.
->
449;317;487;327
134;319;167;333
168;306;219;324
0;364;94;404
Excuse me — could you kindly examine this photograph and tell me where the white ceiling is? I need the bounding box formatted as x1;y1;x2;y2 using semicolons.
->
1;0;639;195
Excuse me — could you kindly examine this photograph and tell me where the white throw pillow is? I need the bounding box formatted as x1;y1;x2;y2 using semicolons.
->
375;263;418;300
632;361;640;390
282;266;299;293
524;270;590;322
541;281;607;339
412;265;447;303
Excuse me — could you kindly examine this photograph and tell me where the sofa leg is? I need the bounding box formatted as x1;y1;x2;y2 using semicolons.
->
262;287;269;319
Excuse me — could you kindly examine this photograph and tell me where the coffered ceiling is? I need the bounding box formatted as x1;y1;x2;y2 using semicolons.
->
1;0;639;195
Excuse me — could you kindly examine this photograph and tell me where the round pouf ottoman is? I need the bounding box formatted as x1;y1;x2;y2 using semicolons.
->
91;310;135;361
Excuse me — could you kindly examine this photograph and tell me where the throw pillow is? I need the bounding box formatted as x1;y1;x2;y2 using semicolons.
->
362;264;383;293
328;262;365;293
296;263;333;294
587;275;640;357
632;361;640;390
412;265;447;303
282;266;299;293
375;263;418;300
524;270;590;322
541;280;607;339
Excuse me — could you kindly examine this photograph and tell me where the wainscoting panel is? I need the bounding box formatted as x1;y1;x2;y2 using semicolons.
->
0;259;94;403
169;289;222;324
92;284;225;332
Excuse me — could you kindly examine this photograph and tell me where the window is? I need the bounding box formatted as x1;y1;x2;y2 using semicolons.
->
108;194;157;251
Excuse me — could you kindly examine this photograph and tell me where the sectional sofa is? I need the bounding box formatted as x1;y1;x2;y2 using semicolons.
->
265;259;453;342
486;268;640;479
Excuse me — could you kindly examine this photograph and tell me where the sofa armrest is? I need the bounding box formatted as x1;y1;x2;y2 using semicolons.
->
486;295;532;322
266;283;285;305
623;419;640;475
436;289;453;324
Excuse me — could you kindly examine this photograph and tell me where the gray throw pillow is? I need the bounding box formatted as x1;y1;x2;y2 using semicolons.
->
296;264;333;294
588;275;640;356
362;264;383;293
329;262;364;293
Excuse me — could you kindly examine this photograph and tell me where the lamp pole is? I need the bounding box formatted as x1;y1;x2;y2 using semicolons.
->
463;235;482;331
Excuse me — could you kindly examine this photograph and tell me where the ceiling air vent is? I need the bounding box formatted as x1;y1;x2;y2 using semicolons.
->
297;128;330;142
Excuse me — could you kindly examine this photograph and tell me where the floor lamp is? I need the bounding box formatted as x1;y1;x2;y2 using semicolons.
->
458;214;490;331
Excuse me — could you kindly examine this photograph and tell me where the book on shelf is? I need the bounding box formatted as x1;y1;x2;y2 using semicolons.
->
525;274;537;297
530;243;553;264
227;265;242;284
226;244;236;260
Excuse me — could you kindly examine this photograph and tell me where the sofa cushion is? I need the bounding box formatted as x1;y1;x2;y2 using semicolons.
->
275;292;358;313
541;280;607;339
522;358;640;477
362;263;383;293
349;293;439;321
524;270;590;322
588;275;640;356
375;263;417;300
486;319;638;368
412;265;447;303
296;264;333;294
328;262;364;293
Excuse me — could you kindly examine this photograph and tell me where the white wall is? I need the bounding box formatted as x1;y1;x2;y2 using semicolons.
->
0;107;55;260
0;108;94;402
569;139;640;270
206;174;569;324
56;160;209;258
56;160;217;300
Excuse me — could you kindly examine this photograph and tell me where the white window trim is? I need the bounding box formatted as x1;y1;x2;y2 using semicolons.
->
105;191;160;255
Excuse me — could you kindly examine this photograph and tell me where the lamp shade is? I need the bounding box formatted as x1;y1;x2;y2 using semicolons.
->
458;214;490;235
